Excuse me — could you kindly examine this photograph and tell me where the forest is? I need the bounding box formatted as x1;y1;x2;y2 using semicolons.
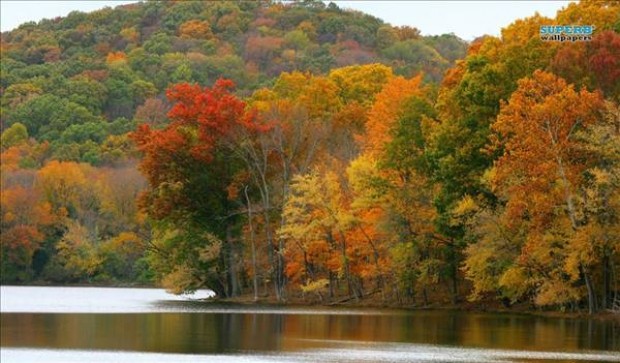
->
1;0;618;314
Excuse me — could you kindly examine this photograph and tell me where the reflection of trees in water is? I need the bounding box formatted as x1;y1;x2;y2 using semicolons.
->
1;309;618;354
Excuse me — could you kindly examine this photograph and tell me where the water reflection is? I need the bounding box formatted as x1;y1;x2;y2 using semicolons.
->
2;345;620;363
2;310;618;354
1;286;619;363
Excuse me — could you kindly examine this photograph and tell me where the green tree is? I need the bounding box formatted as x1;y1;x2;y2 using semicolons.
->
1;123;29;150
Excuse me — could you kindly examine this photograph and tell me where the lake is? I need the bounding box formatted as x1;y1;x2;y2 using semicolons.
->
1;286;618;362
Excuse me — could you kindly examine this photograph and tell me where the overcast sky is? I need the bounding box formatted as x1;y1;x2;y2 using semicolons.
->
1;1;572;40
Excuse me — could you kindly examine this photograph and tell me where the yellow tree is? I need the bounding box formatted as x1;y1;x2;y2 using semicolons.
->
556;0;620;33
328;63;393;106
346;155;391;300
55;221;103;280
570;100;620;310
97;165;146;236
178;20;213;40
36;161;89;215
279;169;360;300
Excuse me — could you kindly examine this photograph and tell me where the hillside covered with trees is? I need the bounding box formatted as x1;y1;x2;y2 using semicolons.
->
1;0;619;314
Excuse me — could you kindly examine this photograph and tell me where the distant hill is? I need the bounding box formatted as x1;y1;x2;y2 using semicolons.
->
0;0;466;154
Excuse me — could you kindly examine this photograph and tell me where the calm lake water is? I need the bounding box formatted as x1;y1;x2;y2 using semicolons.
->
1;286;618;362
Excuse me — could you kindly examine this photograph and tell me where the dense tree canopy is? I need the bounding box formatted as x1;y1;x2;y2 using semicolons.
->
1;0;618;314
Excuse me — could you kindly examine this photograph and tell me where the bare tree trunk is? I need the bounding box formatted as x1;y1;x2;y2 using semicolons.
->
358;225;385;301
546;120;579;229
257;174;281;301
581;265;597;314
262;204;280;300
338;231;354;299
612;258;618;311
602;253;610;310
244;186;259;302
226;224;240;297
547;123;601;314
447;247;459;305
277;238;285;300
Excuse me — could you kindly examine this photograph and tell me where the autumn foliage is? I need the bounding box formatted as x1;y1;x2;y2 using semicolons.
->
1;0;618;313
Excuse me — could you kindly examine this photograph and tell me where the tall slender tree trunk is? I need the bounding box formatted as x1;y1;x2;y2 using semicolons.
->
447;247;459;305
226;224;240;297
338;232;354;298
262;204;280;300
602;253;610;310
581;265;596;314
547;127;600;314
277;238;285;299
277;207;286;300
258;175;282;301
612;259;618;311
451;267;458;304
244;186;259;302
358;226;385;301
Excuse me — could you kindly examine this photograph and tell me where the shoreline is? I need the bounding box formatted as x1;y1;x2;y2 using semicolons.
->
208;293;620;322
4;283;619;321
